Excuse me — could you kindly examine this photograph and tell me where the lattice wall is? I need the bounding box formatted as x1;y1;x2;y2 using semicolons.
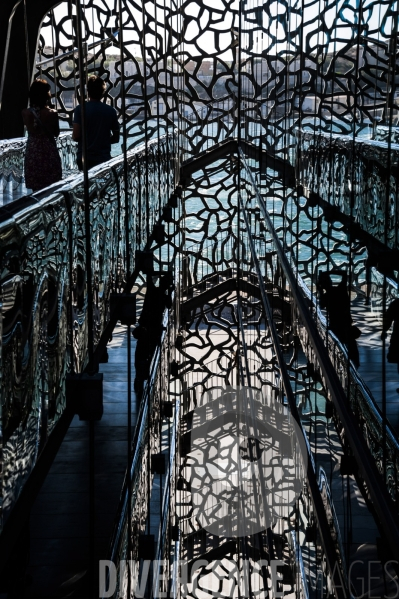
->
36;0;399;153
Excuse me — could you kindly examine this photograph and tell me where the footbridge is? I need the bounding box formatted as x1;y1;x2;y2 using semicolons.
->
1;0;399;595
1;121;399;598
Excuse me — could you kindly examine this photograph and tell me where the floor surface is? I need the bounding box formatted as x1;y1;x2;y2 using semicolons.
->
23;325;137;598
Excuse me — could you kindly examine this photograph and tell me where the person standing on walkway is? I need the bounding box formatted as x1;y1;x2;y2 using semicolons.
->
22;79;62;191
317;269;361;368
381;298;399;392
73;75;120;170
133;274;173;396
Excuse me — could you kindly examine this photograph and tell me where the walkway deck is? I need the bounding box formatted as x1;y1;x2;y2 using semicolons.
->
24;325;137;598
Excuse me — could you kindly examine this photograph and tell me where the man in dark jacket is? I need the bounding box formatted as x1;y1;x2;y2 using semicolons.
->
73;75;119;170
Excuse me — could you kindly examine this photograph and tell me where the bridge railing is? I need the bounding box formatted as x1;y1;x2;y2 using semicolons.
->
239;148;399;564
0;133;176;532
238;197;350;597
296;129;399;250
295;271;399;505
105;307;174;599
0;132;77;192
374;125;399;144
105;295;181;599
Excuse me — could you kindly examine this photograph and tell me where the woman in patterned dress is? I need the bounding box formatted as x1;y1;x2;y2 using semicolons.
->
22;79;62;192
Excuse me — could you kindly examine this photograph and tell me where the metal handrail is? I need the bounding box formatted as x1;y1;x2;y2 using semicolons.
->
296;128;399;250
239;191;350;599
108;308;170;569
318;467;347;574
151;397;180;599
0;132;76;192
0;132;176;543
297;269;399;456
239;147;399;563
290;531;310;599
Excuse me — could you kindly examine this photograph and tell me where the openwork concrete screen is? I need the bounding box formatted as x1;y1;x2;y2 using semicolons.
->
37;0;398;147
